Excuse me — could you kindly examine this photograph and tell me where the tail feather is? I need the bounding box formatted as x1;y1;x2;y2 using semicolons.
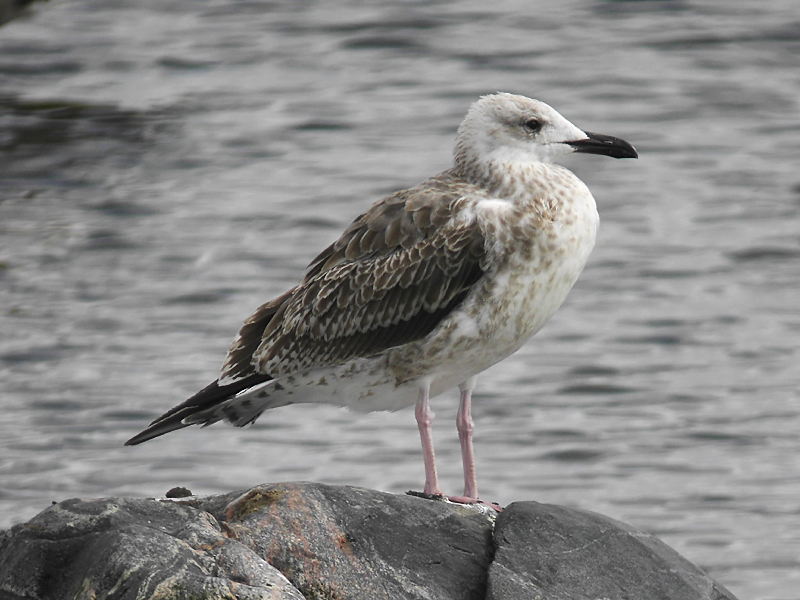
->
124;373;272;446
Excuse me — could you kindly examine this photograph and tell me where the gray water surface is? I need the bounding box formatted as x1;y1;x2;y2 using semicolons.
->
2;1;800;598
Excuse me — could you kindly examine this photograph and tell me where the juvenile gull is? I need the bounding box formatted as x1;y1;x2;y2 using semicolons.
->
126;93;637;504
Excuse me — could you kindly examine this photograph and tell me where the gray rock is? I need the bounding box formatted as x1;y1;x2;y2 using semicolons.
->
0;483;737;600
487;501;737;600
0;495;306;600
196;482;495;600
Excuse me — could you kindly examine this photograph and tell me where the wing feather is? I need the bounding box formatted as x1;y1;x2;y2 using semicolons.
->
127;171;488;445
223;170;487;378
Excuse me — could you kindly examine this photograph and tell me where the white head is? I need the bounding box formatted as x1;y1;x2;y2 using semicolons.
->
454;93;636;180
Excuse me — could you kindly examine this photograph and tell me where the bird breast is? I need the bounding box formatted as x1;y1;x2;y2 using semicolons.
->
379;163;598;394
413;166;598;384
476;166;598;343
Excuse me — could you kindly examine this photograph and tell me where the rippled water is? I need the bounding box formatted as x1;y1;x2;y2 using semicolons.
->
2;1;799;597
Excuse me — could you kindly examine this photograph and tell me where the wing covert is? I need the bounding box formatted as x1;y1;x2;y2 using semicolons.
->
223;171;488;379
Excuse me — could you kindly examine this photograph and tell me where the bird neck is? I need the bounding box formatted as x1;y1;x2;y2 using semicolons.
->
454;150;567;201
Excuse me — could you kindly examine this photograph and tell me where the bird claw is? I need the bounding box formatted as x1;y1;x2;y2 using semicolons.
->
447;495;503;512
406;490;502;512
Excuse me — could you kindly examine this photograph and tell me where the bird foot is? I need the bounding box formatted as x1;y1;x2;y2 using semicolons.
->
447;495;503;512
406;490;502;512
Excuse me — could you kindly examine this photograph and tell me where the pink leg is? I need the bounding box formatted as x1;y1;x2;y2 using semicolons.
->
456;377;479;501
415;382;442;496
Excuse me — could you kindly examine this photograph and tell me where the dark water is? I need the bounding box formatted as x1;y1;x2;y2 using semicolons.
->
2;1;799;597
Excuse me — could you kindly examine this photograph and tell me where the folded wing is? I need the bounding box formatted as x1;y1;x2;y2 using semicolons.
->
125;172;487;445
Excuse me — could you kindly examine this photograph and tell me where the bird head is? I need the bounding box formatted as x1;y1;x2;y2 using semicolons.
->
454;93;637;178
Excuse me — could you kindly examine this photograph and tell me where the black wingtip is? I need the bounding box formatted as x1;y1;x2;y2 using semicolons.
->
124;417;191;446
124;373;273;447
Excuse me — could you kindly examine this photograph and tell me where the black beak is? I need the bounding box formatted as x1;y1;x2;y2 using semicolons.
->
567;131;638;159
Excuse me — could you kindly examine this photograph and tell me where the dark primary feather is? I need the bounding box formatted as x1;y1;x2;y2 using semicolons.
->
126;170;488;445
123;372;272;445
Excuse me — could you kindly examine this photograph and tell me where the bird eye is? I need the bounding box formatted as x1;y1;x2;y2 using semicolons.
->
523;118;543;133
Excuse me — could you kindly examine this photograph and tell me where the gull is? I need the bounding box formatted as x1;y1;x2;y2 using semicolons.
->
126;93;637;505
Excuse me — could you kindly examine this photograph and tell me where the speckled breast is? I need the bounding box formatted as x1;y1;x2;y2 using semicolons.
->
391;165;599;391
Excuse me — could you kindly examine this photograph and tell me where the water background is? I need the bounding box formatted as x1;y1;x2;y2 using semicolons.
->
1;1;799;598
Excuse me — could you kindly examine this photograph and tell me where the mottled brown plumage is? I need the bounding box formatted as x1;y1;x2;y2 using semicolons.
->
125;93;637;505
222;173;487;380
